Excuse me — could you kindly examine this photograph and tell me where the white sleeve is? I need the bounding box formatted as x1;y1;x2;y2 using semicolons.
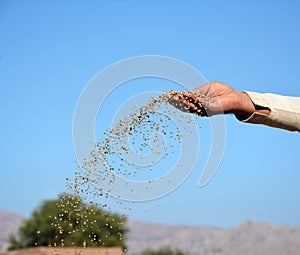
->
236;91;300;132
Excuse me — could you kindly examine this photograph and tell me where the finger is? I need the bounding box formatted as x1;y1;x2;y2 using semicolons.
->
180;97;198;111
167;94;190;113
168;92;207;116
167;92;197;111
181;92;208;112
182;91;199;102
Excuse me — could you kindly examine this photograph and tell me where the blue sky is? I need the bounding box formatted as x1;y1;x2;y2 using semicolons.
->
1;0;300;228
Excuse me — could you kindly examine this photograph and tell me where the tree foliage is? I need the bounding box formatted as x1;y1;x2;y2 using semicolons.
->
141;246;189;255
8;194;128;250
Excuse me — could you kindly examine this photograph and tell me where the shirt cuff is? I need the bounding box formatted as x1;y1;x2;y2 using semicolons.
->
236;111;270;124
235;91;300;132
235;91;270;124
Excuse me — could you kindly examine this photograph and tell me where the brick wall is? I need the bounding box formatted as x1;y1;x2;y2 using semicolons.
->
0;247;122;255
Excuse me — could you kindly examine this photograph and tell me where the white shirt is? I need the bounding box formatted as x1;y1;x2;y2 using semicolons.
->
237;91;300;132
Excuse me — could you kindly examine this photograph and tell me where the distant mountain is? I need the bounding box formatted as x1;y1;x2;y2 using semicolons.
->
1;210;300;255
125;220;300;255
0;210;24;252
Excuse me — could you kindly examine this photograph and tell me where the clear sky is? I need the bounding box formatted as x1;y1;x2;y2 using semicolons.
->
1;0;300;228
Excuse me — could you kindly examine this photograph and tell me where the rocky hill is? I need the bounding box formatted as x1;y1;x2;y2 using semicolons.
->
126;220;300;255
0;210;24;252
1;210;300;255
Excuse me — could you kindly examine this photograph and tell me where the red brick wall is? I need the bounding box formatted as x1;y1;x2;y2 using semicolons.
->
0;247;122;255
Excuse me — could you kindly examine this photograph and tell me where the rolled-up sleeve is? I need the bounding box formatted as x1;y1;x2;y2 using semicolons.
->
235;91;300;132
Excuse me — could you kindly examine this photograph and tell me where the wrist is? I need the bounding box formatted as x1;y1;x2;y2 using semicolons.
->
235;91;270;118
234;91;256;117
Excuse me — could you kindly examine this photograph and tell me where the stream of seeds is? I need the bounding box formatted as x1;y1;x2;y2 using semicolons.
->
53;91;210;248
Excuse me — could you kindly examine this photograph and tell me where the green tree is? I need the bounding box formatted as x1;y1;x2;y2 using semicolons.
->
8;194;128;250
141;246;189;255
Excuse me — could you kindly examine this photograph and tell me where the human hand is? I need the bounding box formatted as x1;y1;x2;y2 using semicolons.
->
169;81;260;117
